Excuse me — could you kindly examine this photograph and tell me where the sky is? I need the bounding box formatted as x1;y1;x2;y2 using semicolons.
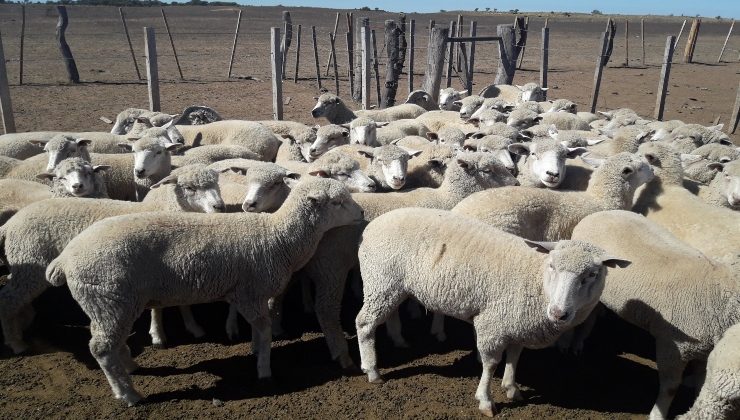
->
240;1;740;19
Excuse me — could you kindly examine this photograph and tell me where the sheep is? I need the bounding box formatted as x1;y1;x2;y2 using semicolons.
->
425;126;467;148
169;105;223;126
0;165;227;354
453;152;654;241
677;323;740;420
405;90;438;111
547;126;605;148
0;132;60;159
507;108;542;130
576;112;601;124
173;145;261;166
682;154;722;184
633;141;740;266
695;160;740;210
404;143;458;188
175;120;282;162
438;87;467;110
223;162;298;213
508;137;588;188
547;99;577;113
302;124;350;162
110;108;175;134
469;121;525;142
311;93;426;124
355;209;627;416
353;144;420;190
472;97;514;117
44;178;363;405
539;112;591;131
415;110;475;133
516;100;545;114
455;95;485;119
303;149;377;192
691;143;740;163
463;135;516;174
570;210;740;420
467;109;508;127
666;123;730;153
347;117;429;147
479;82;548;103
648;119;685;141
598;108;650;131
588;125;653;156
0;156;20;177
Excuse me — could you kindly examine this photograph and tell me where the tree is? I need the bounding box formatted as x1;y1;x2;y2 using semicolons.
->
592;9;602;15
485;7;490;12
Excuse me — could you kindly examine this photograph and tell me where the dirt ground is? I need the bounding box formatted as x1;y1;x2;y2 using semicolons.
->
0;5;738;419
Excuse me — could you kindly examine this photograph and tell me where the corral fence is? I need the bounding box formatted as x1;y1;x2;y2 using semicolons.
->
0;5;738;134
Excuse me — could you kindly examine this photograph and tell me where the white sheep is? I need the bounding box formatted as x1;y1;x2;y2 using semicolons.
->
695;160;739;210
173;144;261;166
506;108;542;130
469;121;525;142
455;95;485;119
463;135;516;174
175;120;282;162
110;108;175;134
691;143;740;163
547;126;605;148
479;82;548;103
415;110;475;133
547;99;577;113
438;87;467;110
570;210;740;420
539;112;591;130
347;117;429;147
353;144;420;190
311;93;426;124
356;208;627;416
405;90;439;111
44;178;363;405
0;164;227;354
404;143;458;188
588;125;653;156
467;108;508;127
300;124;350;162
508;137;588;188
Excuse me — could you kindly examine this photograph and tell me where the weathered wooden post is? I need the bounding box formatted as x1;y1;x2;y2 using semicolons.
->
624;20;629;66
445;21;456;88
371;30;381;105
429;19;435;42
346;13;354;98
456;15;463;71
271;27;283;120
381;20;403;108
654;36;676;120
19;5;25;85
161;8;183;80
56;6;79;83
329;33;339;94
293;24;302;83
422;27;449;104
227;9;243;78
730;81;740;134
144;27;160;112
408;19;415;93
119;8;141;80
354;17;369;102
0;30;16;133
641;18;646;65
517;16;529;69
494;24;517;85
467;21;477;95
683;19;701;63
361;24;371;109
590;31;609;113
325;13;340;76
310;26;322;90
281;11;292;79
717;20;734;63
540;27;549;98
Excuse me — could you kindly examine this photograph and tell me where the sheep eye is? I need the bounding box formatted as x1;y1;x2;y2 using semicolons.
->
156;151;162;155
184;186;195;192
58;177;66;181
622;167;633;175
480;168;492;174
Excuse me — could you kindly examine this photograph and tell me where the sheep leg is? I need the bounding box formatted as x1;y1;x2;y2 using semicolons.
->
267;295;285;337
119;344;139;374
385;309;409;348
225;305;240;341
501;344;524;401
239;308;272;379
474;327;503;417
406;299;423;319
178;305;205;338
649;341;686;420
0;275;48;354
300;277;315;314
148;308;167;348
310;266;354;371
430;312;447;342
88;316;142;406
356;290;408;383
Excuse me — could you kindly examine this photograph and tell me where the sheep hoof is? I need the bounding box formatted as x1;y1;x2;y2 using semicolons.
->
369;376;385;384
506;387;523;401
478;402;497;417
120;391;143;407
151;342;166;350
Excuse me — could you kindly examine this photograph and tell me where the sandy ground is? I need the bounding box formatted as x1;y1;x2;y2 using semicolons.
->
0;5;738;419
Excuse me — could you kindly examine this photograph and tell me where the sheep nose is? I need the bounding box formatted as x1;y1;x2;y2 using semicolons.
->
135;169;145;178
546;170;559;178
311;109;320;118
72;183;82;190
213;203;225;212
242;199;257;212
549;307;569;322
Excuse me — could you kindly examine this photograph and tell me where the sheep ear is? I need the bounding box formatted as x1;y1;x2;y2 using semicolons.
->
338;123;350;129
281;134;296;144
150;174;178;189
601;257;631;268
456;158;473;170
76;138;92;147
389;138;401;145
566;147;588;158
283;176;300;189
308;170;330;178
285;172;300;180
463;144;477;151
312;125;320;132
428;159;444;168
719;139;732;145
508;143;530;156
636;130;654;141
547;125;558;137
36;172;56;181
426;132;439;141
707;162;724;172
533;116;543;123
164;142;182;152
118;143;133;152
706;124;724;131
523;239;557;253
92;165;111;173
580;155;605;168
28;139;49;146
541;87;549;92
376;122;390;128
225;166;248;175
398;146;422;158
452;101;463;107
357;150;374;159
586;138;605;146
467;118;481;127
465;132;477;139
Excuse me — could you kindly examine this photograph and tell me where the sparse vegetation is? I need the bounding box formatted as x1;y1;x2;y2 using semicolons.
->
510;9;519;14
592;9;603;15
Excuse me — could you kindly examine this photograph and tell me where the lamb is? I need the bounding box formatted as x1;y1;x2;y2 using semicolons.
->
570;210;740;420
438;87;467;110
453;152;654;241
0;165;227;354
633;141;740;266
347;117;429;147
677;323;740;420
479;82;548;103
455;95;485;119
311;93;426;124
547;99;577;113
405;90;439;111
696;160;740;210
539;112;591;130
175;120;282;162
356;209;627;416
45;178;362;405
508;137;588;188
507;108;542;129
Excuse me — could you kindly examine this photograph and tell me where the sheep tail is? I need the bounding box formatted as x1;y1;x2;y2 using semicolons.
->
45;258;67;287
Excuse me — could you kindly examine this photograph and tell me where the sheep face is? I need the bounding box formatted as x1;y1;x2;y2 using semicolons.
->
455;96;484;119
294;178;364;228
525;240;628;327
456;153;519;188
39;135;91;171
39;158;108;197
311;94;342;119
506;109;541;130
305;125;350;162
111;108;148;134
349;121;377;146
548;99;577;114
518;85;548;102
239;165;295;213
438;88;465;111
152;168;225;213
509;139;587;188
468;136;516;175
125;139;180;180
427;127;466;148
359;145;419;190
405;90;437;111
711;161;740;209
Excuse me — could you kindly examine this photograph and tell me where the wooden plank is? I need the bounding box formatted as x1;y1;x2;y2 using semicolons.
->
325;13;340;76
371;29;381;105
329;33;340;95
730;81;740;134
271;27;283;120
446;21;455;88
456;14;463;71
683;19;701;63
624;20;629;66
19;5;25;85
56;6;79;83
0;30;16;133
119;8;141;80
422;27;449;103
354;17;368;101
346;32;354;97
641;18;645;65
361;25;371;109
654;36;676;120
517;16;529;69
293;24;301;83
675;19;687;46
144;27;160;112
540;27;549;97
717;20;734;63
227;10;243;78
494;24;517;85
429;19;435;42
408;19;415;93
281;11;292;79
590;31;609;113
161;8;183;79
310;25;321;90
467;21;477;95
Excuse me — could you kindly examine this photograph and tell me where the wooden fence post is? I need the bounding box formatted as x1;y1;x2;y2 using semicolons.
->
361;24;371;109
408;19;415;93
371;29;381;105
494;24;517;85
329;33;339;94
353;17;367;102
161;8;183;80
19;5;25;85
293;24;301;83
0;30;16;133
119;8;141;80
624;20;629;66
590;31;609;113
517;16;529;69
429;19;435;42
445;21;456;88
325;13;340;76
56;6;79;83
717;20;734;63
346;13;355;99
683;19;701;63
144;27;160;112
310;26;321;90
675;19;687;46
281;11;292;79
456;15;463;71
641;18;645;65
730;81;740;134
467;21;477;95
271;27;283;120
540;27;549;98
227;9;242;78
382;20;402;108
422;27;449;104
654;36;676;120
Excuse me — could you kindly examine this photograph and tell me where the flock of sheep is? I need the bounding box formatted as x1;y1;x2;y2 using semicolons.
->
0;81;738;419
